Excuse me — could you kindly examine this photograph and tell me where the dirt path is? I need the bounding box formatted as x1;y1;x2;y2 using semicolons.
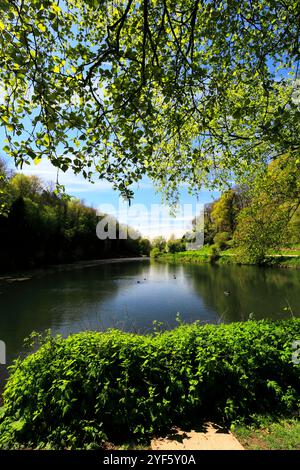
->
151;423;244;450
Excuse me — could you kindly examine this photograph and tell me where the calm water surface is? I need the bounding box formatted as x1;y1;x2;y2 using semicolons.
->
0;259;299;383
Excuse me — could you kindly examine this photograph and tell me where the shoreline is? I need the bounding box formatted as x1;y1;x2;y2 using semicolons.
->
0;257;150;284
153;252;300;269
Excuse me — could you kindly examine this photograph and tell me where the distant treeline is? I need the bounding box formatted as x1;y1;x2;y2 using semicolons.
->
0;160;150;272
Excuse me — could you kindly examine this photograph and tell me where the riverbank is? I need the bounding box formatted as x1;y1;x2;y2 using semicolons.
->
154;246;300;269
0;257;149;285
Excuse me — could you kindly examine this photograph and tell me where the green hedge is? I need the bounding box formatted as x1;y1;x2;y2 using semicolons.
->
0;319;299;449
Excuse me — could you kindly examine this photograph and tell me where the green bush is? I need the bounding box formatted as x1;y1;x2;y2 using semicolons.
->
0;319;299;449
167;239;186;253
213;231;231;250
210;245;220;262
156;247;213;263
150;247;161;258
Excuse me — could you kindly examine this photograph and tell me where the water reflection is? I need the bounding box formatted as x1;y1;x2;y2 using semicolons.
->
0;260;299;372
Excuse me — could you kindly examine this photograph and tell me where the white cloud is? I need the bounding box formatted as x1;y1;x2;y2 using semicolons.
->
104;200;200;240
19;158;155;195
16;158;206;240
138;225;188;239
19;158;113;194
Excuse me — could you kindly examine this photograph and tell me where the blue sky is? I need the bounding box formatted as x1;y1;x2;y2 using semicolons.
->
1;6;296;240
0;69;219;240
3;150;219;239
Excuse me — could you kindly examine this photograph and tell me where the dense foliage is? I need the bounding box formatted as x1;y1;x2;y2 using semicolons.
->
233;154;300;263
0;162;150;271
150;235;185;257
183;153;300;263
0;319;299;449
0;1;299;200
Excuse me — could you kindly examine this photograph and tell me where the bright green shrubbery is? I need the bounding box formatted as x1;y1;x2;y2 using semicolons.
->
156;247;213;263
0;319;299;449
149;247;161;258
213;231;231;250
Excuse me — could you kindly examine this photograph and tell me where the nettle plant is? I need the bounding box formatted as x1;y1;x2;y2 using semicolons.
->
0;319;299;449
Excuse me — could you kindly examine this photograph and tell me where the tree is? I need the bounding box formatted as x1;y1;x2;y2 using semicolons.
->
0;170;146;270
233;152;300;263
0;1;299;201
152;235;167;252
211;188;248;236
10;174;44;200
138;237;151;255
288;206;300;245
0;157;13;215
167;235;185;253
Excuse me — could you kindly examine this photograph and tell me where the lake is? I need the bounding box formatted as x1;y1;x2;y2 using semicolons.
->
0;259;299;387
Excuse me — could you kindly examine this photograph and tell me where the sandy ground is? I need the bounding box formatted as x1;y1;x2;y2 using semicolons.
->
151;423;244;450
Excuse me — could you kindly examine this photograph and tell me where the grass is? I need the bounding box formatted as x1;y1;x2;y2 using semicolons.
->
156;246;213;263
269;244;300;257
233;417;300;450
155;245;300;268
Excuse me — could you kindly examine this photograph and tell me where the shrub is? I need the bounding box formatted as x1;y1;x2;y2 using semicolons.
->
167;239;186;253
0;319;299;449
213;231;231;250
210;245;220;262
150;247;161;258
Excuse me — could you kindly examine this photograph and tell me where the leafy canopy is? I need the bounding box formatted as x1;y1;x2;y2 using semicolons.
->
0;0;300;200
234;152;300;263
